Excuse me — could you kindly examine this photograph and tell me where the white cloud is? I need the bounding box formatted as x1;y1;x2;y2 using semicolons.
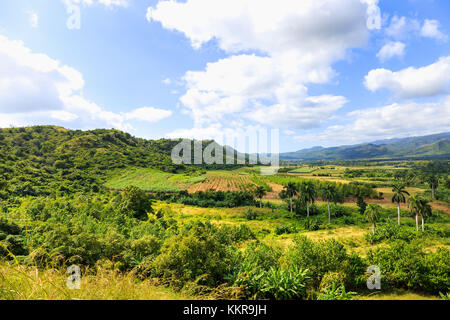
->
124;107;172;123
365;56;450;99
148;0;374;137
385;15;420;39
28;12;39;28
162;78;171;85
0;34;171;130
376;41;405;62
246;95;348;129
421;19;448;41
294;97;450;145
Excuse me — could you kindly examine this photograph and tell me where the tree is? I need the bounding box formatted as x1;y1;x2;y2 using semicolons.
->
284;182;298;213
320;184;338;223
365;204;381;235
391;182;410;226
418;198;432;232
298;182;316;218
423;175;439;201
356;194;367;215
254;186;267;208
119;186;154;220
408;195;431;232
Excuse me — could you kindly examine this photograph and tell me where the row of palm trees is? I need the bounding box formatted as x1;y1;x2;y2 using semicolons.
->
279;182;342;223
255;180;434;234
391;182;433;232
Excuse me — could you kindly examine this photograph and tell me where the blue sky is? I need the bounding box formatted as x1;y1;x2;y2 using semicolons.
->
0;0;449;152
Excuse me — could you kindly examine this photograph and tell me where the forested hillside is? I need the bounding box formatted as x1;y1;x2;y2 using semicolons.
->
0;126;186;197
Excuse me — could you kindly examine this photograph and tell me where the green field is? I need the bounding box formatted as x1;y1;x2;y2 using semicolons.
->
289;167;317;174
105;168;206;192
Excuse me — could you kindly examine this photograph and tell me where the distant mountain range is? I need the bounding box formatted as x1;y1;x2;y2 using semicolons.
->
280;132;450;161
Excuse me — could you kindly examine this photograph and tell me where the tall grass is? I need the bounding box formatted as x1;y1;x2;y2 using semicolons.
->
0;261;190;300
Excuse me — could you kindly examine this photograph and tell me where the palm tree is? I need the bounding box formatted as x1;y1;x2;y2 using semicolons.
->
284;182;298;213
299;182;316;218
423;175;439;201
254;186;266;208
320;184;337;223
408;195;423;232
418;198;432;232
365;204;381;235
391;182;410;226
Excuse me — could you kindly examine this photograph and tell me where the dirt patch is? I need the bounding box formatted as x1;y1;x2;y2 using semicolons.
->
264;182;283;199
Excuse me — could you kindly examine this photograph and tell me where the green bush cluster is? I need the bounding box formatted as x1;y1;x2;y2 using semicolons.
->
367;241;450;294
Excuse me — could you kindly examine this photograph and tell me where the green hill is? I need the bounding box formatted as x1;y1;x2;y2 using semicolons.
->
0;126;187;196
0;126;248;197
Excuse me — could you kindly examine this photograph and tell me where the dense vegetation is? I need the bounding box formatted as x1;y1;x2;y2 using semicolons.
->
0;126;449;300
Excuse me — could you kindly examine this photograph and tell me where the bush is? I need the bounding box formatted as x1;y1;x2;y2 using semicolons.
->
275;224;297;235
284;236;365;289
244;209;258;221
304;219;320;231
319;272;346;291
152;224;236;288
367;241;450;294
215;224;256;244
365;225;416;244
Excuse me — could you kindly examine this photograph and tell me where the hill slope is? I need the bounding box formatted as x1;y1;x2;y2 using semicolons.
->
280;132;450;161
0;126;186;196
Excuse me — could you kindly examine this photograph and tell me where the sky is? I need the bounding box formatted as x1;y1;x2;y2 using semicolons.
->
0;0;450;152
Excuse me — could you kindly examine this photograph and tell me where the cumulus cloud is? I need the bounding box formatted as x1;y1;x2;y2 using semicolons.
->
376;41;405;62
385;15;447;42
148;0;374;138
421;19;448;41
0;34;171;130
365;56;450;99
294;97;450;145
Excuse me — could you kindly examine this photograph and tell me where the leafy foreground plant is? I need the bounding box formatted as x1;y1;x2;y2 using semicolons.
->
318;283;357;300
233;263;310;300
439;292;450;300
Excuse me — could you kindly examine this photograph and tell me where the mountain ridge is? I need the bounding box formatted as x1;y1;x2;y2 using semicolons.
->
281;132;450;161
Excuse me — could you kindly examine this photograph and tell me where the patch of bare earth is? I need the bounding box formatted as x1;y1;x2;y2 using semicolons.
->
264;182;283;199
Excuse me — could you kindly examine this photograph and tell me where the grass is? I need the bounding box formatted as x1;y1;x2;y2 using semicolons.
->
0;262;190;300
105;168;205;192
289;167;317;174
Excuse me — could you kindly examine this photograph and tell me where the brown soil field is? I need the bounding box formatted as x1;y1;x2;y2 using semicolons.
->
264;182;284;199
188;175;257;193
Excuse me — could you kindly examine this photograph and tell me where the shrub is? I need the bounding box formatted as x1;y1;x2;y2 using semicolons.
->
367;241;450;294
284;236;365;289
319;272;346;291
244;209;258;221
304;218;320;231
365;225;416;244
275;224;297;235
152;224;236;288
215;224;256;244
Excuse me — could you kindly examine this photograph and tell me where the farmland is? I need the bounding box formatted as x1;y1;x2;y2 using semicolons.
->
105;168;206;192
